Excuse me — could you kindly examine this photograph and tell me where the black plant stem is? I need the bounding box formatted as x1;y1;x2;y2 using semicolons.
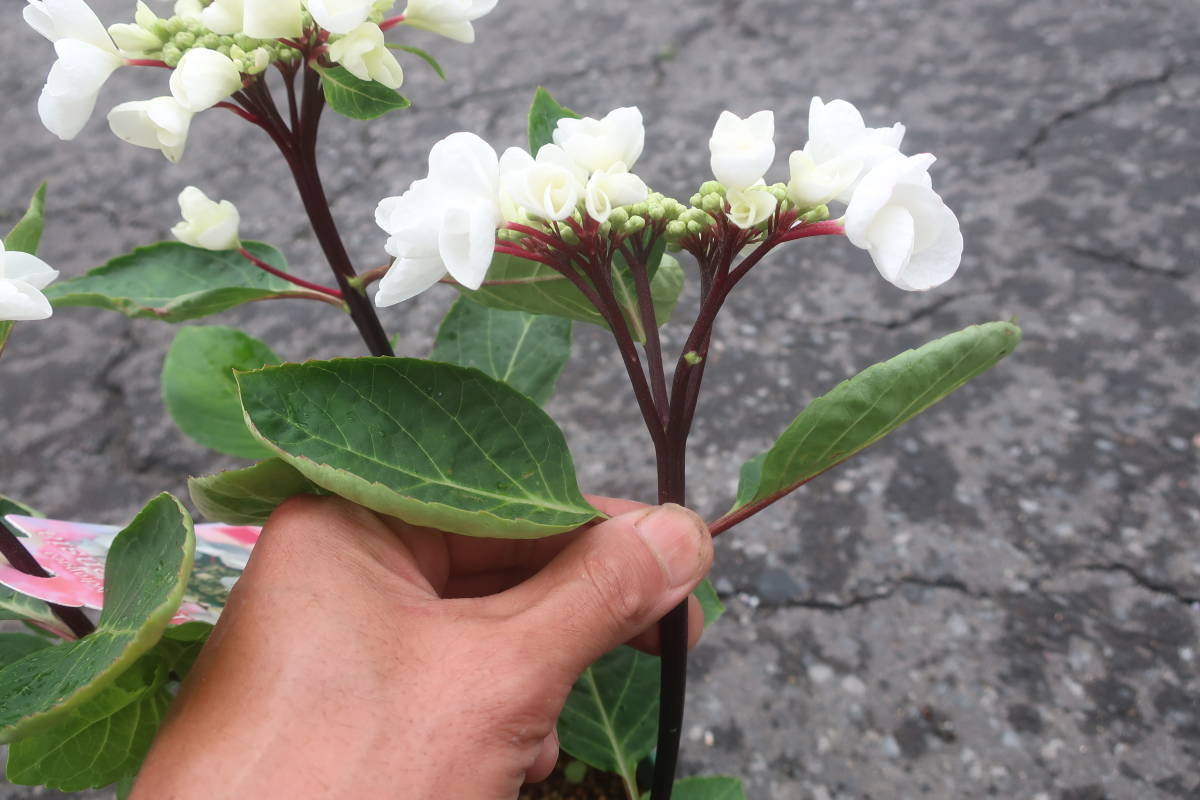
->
240;67;394;357
0;525;95;639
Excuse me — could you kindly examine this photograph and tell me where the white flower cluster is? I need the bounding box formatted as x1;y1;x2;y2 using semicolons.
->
374;107;651;306
374;99;963;308
23;0;498;158
711;98;962;291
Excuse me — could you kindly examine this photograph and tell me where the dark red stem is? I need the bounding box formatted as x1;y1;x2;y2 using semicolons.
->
239;248;344;298
0;524;95;639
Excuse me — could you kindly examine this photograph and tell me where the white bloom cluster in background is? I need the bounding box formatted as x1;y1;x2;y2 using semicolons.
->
375;98;963;307
22;0;499;156
0;240;58;322
374;107;652;306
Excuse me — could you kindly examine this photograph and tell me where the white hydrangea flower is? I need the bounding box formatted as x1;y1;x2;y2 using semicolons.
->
788;97;905;208
170;49;244;113
375;132;503;305
24;0;126;140
844;154;962;291
400;0;498;43
328;23;404;88
171;187;241;251
0;239;58;322
499;145;582;222
709;110;775;192
553;107;645;175
726;183;777;230
585;163;648;224
107;96;194;163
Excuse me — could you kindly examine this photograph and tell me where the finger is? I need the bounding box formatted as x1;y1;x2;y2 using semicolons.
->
625;594;705;655
493;504;712;680
525;729;559;784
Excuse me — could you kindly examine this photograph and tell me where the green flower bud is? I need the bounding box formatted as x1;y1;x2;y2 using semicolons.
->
233;34;257;50
701;193;725;214
646;202;664;221
628;202;649;218
598;221;612;237
164;17;185;36
683;351;703;366
173;31;195;48
767;183;789;201
199;33;222;49
699;180;725;197
665;220;687;239
689;193;703;207
622;215;646;235
161;43;183;67
608;207;629;228
801;204;830;223
686;220;706;234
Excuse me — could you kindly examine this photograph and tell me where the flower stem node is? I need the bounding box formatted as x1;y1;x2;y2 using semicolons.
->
683;351;703;366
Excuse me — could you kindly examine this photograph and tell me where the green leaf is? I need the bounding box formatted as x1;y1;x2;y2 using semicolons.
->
459;251;684;344
115;776;135;800
319;65;410;120
189;458;325;525
44;241;304;323
431;297;571;405
236;358;599;538
0;321;11;356
4;182;47;255
694;578;725;627
641;776;747;800
6;654;171;791
162;326;281;459
0;494;194;743
386;44;446;79
0;634;54;669
151;622;212;680
731;321;1021;512
528;87;580;153
558;645;658;786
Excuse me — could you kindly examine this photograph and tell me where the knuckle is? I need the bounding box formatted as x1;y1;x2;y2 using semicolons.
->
580;547;655;629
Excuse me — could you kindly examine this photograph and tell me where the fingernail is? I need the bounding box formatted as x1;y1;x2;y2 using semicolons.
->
634;503;707;589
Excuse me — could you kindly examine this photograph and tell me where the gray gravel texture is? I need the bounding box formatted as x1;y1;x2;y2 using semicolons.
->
2;0;1199;798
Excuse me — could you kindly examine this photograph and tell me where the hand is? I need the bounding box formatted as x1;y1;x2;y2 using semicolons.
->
133;495;713;799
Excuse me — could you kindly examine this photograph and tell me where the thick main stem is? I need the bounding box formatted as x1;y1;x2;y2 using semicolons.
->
0;524;95;639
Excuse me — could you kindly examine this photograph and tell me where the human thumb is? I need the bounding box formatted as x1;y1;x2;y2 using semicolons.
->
499;504;713;680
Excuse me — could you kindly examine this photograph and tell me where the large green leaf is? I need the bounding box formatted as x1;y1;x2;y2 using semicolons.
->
4;182;47;255
731;321;1021;512
642;777;747;800
43;241;304;323
528;87;580;153
558;645;658;788
431;297;571;405
0;633;54;668
460;252;684;344
694;578;725;627
162;326;281;459
6;654;170;791
236;358;599;538
0;494;194;742
189;458;325;525
320;65;410;120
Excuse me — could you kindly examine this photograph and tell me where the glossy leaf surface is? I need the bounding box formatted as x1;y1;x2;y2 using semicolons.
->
237;358;598;538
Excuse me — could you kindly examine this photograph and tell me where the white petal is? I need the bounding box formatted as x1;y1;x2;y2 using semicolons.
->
308;0;374;34
438;202;498;289
427;132;500;201
24;0;117;52
3;252;59;291
895;203;962;291
37;40;123;140
374;257;446;306
170;49;244;112
865;204;915;284
243;0;302;38
0;280;53;321
200;0;243;34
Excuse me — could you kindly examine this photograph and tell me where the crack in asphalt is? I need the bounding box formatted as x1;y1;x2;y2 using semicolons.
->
1014;63;1182;167
1063;243;1192;281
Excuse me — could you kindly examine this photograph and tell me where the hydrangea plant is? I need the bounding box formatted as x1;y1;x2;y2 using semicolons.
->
0;1;1019;797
